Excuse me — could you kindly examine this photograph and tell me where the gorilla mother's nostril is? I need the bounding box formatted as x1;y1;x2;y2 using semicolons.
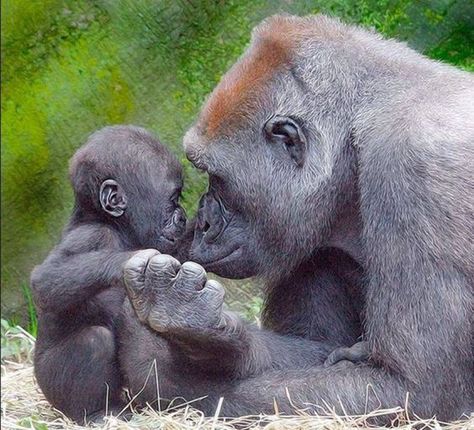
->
195;192;227;243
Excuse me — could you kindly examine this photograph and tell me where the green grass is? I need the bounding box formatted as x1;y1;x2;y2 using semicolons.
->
1;319;34;362
21;284;38;337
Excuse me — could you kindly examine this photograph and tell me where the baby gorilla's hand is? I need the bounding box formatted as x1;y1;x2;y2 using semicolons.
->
123;250;226;333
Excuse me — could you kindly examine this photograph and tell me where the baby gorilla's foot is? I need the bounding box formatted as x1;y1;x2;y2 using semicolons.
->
324;341;370;367
124;250;226;333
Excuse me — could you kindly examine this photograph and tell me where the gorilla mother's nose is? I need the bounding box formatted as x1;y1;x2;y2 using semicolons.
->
196;193;226;244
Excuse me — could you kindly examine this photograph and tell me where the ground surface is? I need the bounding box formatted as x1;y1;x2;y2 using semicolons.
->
2;326;473;430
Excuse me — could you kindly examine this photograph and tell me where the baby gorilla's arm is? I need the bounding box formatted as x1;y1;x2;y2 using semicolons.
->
31;225;134;312
324;341;370;366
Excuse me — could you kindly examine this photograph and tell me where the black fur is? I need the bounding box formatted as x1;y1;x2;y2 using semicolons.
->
31;125;189;423
119;15;473;422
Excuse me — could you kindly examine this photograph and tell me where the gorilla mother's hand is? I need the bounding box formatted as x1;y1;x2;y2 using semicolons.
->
122;250;333;378
124;249;227;332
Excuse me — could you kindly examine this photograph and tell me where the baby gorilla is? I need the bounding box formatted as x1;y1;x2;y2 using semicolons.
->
30;125;187;423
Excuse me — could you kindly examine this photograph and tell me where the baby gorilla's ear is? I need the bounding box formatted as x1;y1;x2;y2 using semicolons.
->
99;179;128;217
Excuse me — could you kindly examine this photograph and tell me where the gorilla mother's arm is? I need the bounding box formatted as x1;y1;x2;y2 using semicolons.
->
169;319;336;378
123;250;341;379
168;251;364;378
31;225;134;312
122;259;471;420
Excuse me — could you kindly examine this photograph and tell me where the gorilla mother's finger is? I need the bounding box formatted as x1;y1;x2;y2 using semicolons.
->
146;254;181;289
123;249;161;294
175;261;208;291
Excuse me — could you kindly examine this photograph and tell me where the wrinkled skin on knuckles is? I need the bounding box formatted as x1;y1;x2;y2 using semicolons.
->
123;249;227;334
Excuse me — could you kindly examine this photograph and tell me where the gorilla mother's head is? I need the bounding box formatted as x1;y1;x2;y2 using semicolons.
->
185;15;362;280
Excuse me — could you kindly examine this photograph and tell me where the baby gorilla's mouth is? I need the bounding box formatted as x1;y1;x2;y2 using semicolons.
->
161;233;176;243
162;225;185;243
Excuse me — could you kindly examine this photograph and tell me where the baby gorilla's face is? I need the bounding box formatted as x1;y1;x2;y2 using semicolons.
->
157;176;187;252
74;125;189;256
136;161;187;255
98;154;187;255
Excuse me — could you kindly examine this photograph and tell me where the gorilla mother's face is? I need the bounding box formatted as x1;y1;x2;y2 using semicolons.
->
185;19;356;279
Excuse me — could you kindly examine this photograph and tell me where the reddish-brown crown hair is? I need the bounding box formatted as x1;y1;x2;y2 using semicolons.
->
199;16;302;138
197;15;351;138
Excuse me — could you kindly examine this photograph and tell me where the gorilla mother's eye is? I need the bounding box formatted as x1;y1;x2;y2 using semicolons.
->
264;115;307;167
208;175;226;197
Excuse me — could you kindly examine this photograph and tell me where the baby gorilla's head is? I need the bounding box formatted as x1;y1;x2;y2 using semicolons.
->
69;125;186;254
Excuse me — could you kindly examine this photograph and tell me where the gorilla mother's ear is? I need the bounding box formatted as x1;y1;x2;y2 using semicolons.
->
264;115;307;167
99;179;128;217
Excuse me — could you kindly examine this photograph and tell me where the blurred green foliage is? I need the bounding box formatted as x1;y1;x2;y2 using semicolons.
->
2;0;473;321
1;318;35;362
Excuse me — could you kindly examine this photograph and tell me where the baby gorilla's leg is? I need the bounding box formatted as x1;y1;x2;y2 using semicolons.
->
35;325;124;424
324;341;370;367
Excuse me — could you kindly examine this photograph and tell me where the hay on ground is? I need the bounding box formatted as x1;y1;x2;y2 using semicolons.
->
1;325;472;430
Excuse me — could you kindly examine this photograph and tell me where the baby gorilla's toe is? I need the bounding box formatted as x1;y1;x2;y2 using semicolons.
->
324;341;370;367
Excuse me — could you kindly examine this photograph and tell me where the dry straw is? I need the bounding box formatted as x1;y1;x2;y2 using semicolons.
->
2;325;472;430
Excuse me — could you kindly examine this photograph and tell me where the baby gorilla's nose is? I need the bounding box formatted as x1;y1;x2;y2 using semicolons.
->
162;207;187;245
173;207;187;231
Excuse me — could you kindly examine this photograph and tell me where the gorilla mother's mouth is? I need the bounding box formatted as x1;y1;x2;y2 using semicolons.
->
193;246;242;267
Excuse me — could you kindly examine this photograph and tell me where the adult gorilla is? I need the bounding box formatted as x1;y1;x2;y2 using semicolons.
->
119;15;473;421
